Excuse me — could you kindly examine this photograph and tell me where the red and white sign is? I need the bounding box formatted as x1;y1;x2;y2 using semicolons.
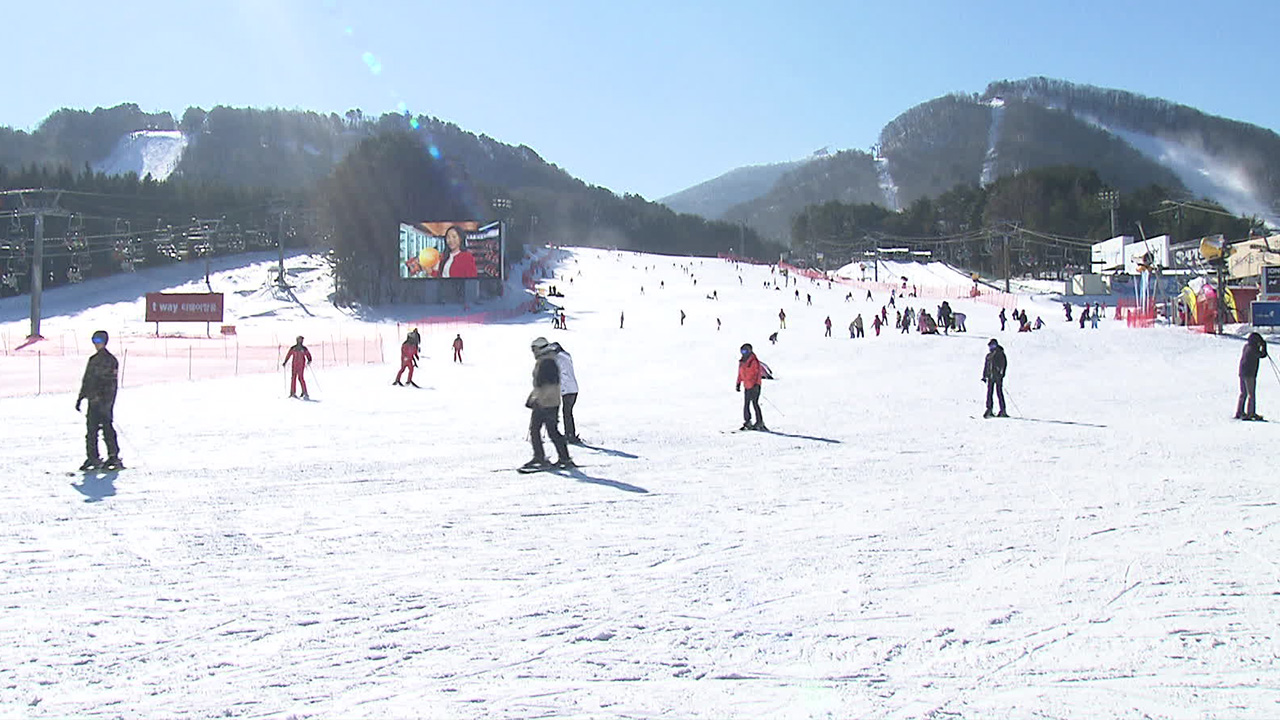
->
145;293;225;323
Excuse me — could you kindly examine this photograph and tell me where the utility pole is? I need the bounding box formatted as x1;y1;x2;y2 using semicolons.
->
4;189;69;341
277;209;287;287
1003;226;1011;294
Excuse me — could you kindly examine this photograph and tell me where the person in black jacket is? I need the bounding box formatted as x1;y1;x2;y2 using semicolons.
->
982;338;1008;418
523;337;573;470
1237;332;1269;420
76;330;122;470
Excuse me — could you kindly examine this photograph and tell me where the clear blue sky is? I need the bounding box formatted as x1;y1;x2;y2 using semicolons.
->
6;0;1278;200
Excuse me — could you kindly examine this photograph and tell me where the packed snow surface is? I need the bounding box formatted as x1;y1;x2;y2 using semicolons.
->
1;247;1278;719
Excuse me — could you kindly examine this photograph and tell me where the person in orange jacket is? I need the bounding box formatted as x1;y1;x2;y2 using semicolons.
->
283;336;312;398
735;342;767;431
452;334;464;363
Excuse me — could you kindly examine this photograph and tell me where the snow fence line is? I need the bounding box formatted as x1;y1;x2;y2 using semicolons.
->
0;330;388;398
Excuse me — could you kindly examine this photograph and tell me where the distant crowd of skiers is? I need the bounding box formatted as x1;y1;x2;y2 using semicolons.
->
64;264;1275;472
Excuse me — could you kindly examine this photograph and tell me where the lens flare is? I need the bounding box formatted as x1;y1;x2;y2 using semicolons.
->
361;51;382;75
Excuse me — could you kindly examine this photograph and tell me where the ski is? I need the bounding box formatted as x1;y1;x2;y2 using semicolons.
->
496;463;588;474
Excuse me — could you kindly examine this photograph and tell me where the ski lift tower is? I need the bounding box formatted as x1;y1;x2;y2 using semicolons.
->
2;189;69;341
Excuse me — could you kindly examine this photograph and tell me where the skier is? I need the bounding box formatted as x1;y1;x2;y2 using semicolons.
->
680;310;686;326
1236;331;1269;420
872;314;882;336
394;332;420;387
408;327;421;347
999;308;1007;332
848;319;857;339
620;311;625;329
1063;303;1073;322
559;311;567;330
806;293;812;306
954;312;967;332
283;336;312;399
866;290;873;301
735;342;767;431
778;308;787;329
1091;305;1100;329
1079;305;1089;329
853;313;864;338
824;316;832;337
982;338;1008;418
551;341;581;443
768;331;779;344
76;330;122;471
717;318;722;332
452;333;464;363
522;337;573;470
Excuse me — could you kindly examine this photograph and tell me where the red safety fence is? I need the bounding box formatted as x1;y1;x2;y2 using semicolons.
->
0;328;388;398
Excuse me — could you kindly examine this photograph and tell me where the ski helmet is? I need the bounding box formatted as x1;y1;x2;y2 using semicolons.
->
91;330;109;345
988;338;998;348
740;343;752;353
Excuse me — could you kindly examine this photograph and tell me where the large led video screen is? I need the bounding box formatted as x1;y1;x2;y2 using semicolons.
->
399;221;504;280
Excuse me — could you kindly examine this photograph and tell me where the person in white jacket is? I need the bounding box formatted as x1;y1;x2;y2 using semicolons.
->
550;341;581;444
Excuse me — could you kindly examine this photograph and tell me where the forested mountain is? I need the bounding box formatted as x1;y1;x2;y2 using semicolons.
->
659;160;808;219
0;105;778;303
719;151;885;242
662;78;1280;245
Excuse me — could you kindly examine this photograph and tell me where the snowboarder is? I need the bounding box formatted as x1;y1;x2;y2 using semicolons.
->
736;343;767;431
982;338;1008;418
452;333;464;363
824;316;832;337
522;337;573;470
394;333;420;386
76;330;122;471
551;341;581;443
283;336;312;399
1236;332;1269;420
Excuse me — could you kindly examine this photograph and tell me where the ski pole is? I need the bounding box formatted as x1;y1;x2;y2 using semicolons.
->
1004;386;1024;417
1268;355;1280;388
763;394;786;416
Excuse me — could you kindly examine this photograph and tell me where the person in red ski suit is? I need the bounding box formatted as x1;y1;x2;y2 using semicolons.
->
283;336;312;398
452;334;464;363
394;333;420;387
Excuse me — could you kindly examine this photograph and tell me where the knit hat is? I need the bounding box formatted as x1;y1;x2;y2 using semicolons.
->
988;338;998;348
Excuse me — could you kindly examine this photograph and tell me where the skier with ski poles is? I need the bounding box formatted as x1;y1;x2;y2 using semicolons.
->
736;343;767;431
1236;332;1268;420
283;335;312;399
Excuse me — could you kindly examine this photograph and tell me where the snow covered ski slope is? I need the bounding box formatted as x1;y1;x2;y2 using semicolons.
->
0;247;1277;718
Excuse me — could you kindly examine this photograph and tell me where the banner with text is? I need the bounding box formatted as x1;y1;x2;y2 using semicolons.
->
145;292;225;322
